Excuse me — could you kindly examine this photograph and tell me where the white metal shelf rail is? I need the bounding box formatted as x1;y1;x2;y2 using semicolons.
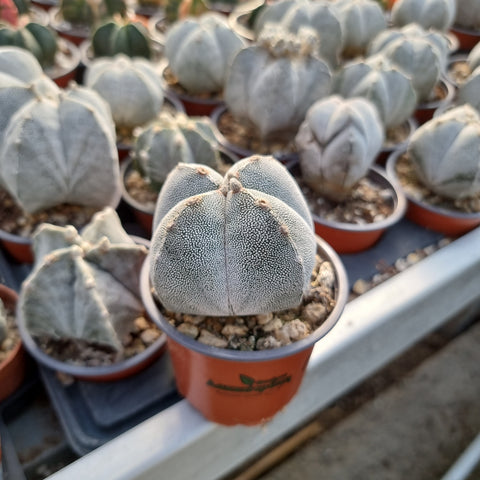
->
47;226;480;480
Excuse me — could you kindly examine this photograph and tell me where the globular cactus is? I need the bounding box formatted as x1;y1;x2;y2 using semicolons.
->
224;24;332;143
0;22;58;67
0;0;19;26
467;42;480;71
131;111;221;189
84;54;164;137
0;83;121;214
59;0;127;26
252;0;342;69
454;0;480;30
332;0;387;59
334;52;417;128
164;12;245;95
368;24;449;102
390;0;456;31
20;207;148;355
91;19;152;59
407;104;480;200
456;66;480;113
0;298;7;344
150;155;316;316
295;95;385;201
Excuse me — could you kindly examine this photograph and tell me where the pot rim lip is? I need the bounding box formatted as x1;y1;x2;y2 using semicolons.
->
43;37;82;80
0;285;23;371
450;24;480;36
416;77;456;110
386;148;480;220
308;165;408;234
140;235;349;362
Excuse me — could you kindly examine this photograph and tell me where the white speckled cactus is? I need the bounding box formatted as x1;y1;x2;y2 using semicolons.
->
20;208;148;354
0;83;121;214
0;299;7;344
295;95;385;201
468;43;480;71
164;12;245;95
335;53;417;128
150;155;316;316
132;111;221;189
454;66;480;114
252;0;343;68
224;24;332;142
84;54;165;135
390;0;456;31
407;104;480;200
368;24;449;102
454;0;480;30
332;0;387;58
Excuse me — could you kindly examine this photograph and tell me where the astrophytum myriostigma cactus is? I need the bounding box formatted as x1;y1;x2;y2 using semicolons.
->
252;0;343;68
390;0;457;31
150;155;316;316
457;66;480;112
164;12;245;95
84;54;164;135
295;95;384;201
20;208;148;355
454;0;480;30
131;111;221;189
407;104;480;200
224;25;332;142
335;52;417;128
0;83;121;214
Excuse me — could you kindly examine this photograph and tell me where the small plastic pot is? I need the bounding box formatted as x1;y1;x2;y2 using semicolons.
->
0;229;34;264
309;166;407;254
450;25;480;52
45;38;81;88
48;8;90;46
414;78;456;125
0;285;27;403
140;236;349;426
386;149;480;236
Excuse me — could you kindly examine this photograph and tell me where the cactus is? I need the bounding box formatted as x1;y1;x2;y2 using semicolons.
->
332;0;387;59
295;95;385;201
0;82;121;214
91;19;152;59
390;0;456;31
131;111;221;190
454;0;480;30
0;298;7;344
368;24;449;103
84;54;164;137
407;104;480;200
150;154;316;316
0;22;58;67
224;24;332;143
164;12;245;95
59;0;127;26
252;0;342;69
467;42;480;71
456;66;480;113
0;0;19;26
334;52;417;128
19;207;148;355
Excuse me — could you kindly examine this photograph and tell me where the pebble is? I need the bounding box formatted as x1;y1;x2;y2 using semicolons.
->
198;329;229;348
140;328;161;345
177;323;199;339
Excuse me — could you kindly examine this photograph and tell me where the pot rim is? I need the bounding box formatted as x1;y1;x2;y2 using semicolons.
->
0;285;21;371
140;235;349;362
416;77;456;111
43;37;81;81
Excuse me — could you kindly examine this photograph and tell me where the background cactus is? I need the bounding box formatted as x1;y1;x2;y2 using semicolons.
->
224;24;332;143
252;0;342;69
59;0;127;26
454;0;480;31
164;12;245;95
390;0;456;31
295;95;385;201
20;208;148;356
455;66;480;113
150;155;316;316
334;52;417;128
84;53;164;137
407;104;480;200
131;111;221;190
0;82;121;214
0;298;7;344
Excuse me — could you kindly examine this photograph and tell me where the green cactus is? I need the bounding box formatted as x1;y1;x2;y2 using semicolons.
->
407;104;480;200
252;0;342;69
390;0;456;31
20;207;148;355
334;52;417;128
164;12;245;95
150;154;316;316
0;298;7;344
84;54;164;137
224;24;332;143
0;82;121;214
91;19;152;59
59;0;127;26
131;111;221;190
295;95;385;201
454;0;480;30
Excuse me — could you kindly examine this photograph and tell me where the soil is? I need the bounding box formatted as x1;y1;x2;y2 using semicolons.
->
447;58;471;86
0;308;20;365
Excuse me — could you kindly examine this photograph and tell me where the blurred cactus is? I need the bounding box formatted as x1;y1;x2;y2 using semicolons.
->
59;0;127;27
150;155;316;316
390;0;456;31
457;65;480;112
0;298;7;344
407;104;480;200
454;0;480;30
295;95;384;201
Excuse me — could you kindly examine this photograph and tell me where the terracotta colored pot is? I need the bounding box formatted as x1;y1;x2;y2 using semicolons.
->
45;38;81;88
0;285;27;403
414;78;456;125
450;25;480;52
0;229;34;264
48;8;90;46
308;166;407;254
386;149;480;236
140;236;349;426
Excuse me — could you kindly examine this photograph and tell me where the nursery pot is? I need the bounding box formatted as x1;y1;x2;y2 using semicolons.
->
449;25;480;52
0;229;34;264
386;149;480;236
414;78;456;125
45;38;82;88
140;236;349;426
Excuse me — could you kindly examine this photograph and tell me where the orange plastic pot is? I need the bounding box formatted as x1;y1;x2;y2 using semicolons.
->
45;39;81;88
0;230;33;264
450;25;480;52
414;78;456;125
141;236;349;426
